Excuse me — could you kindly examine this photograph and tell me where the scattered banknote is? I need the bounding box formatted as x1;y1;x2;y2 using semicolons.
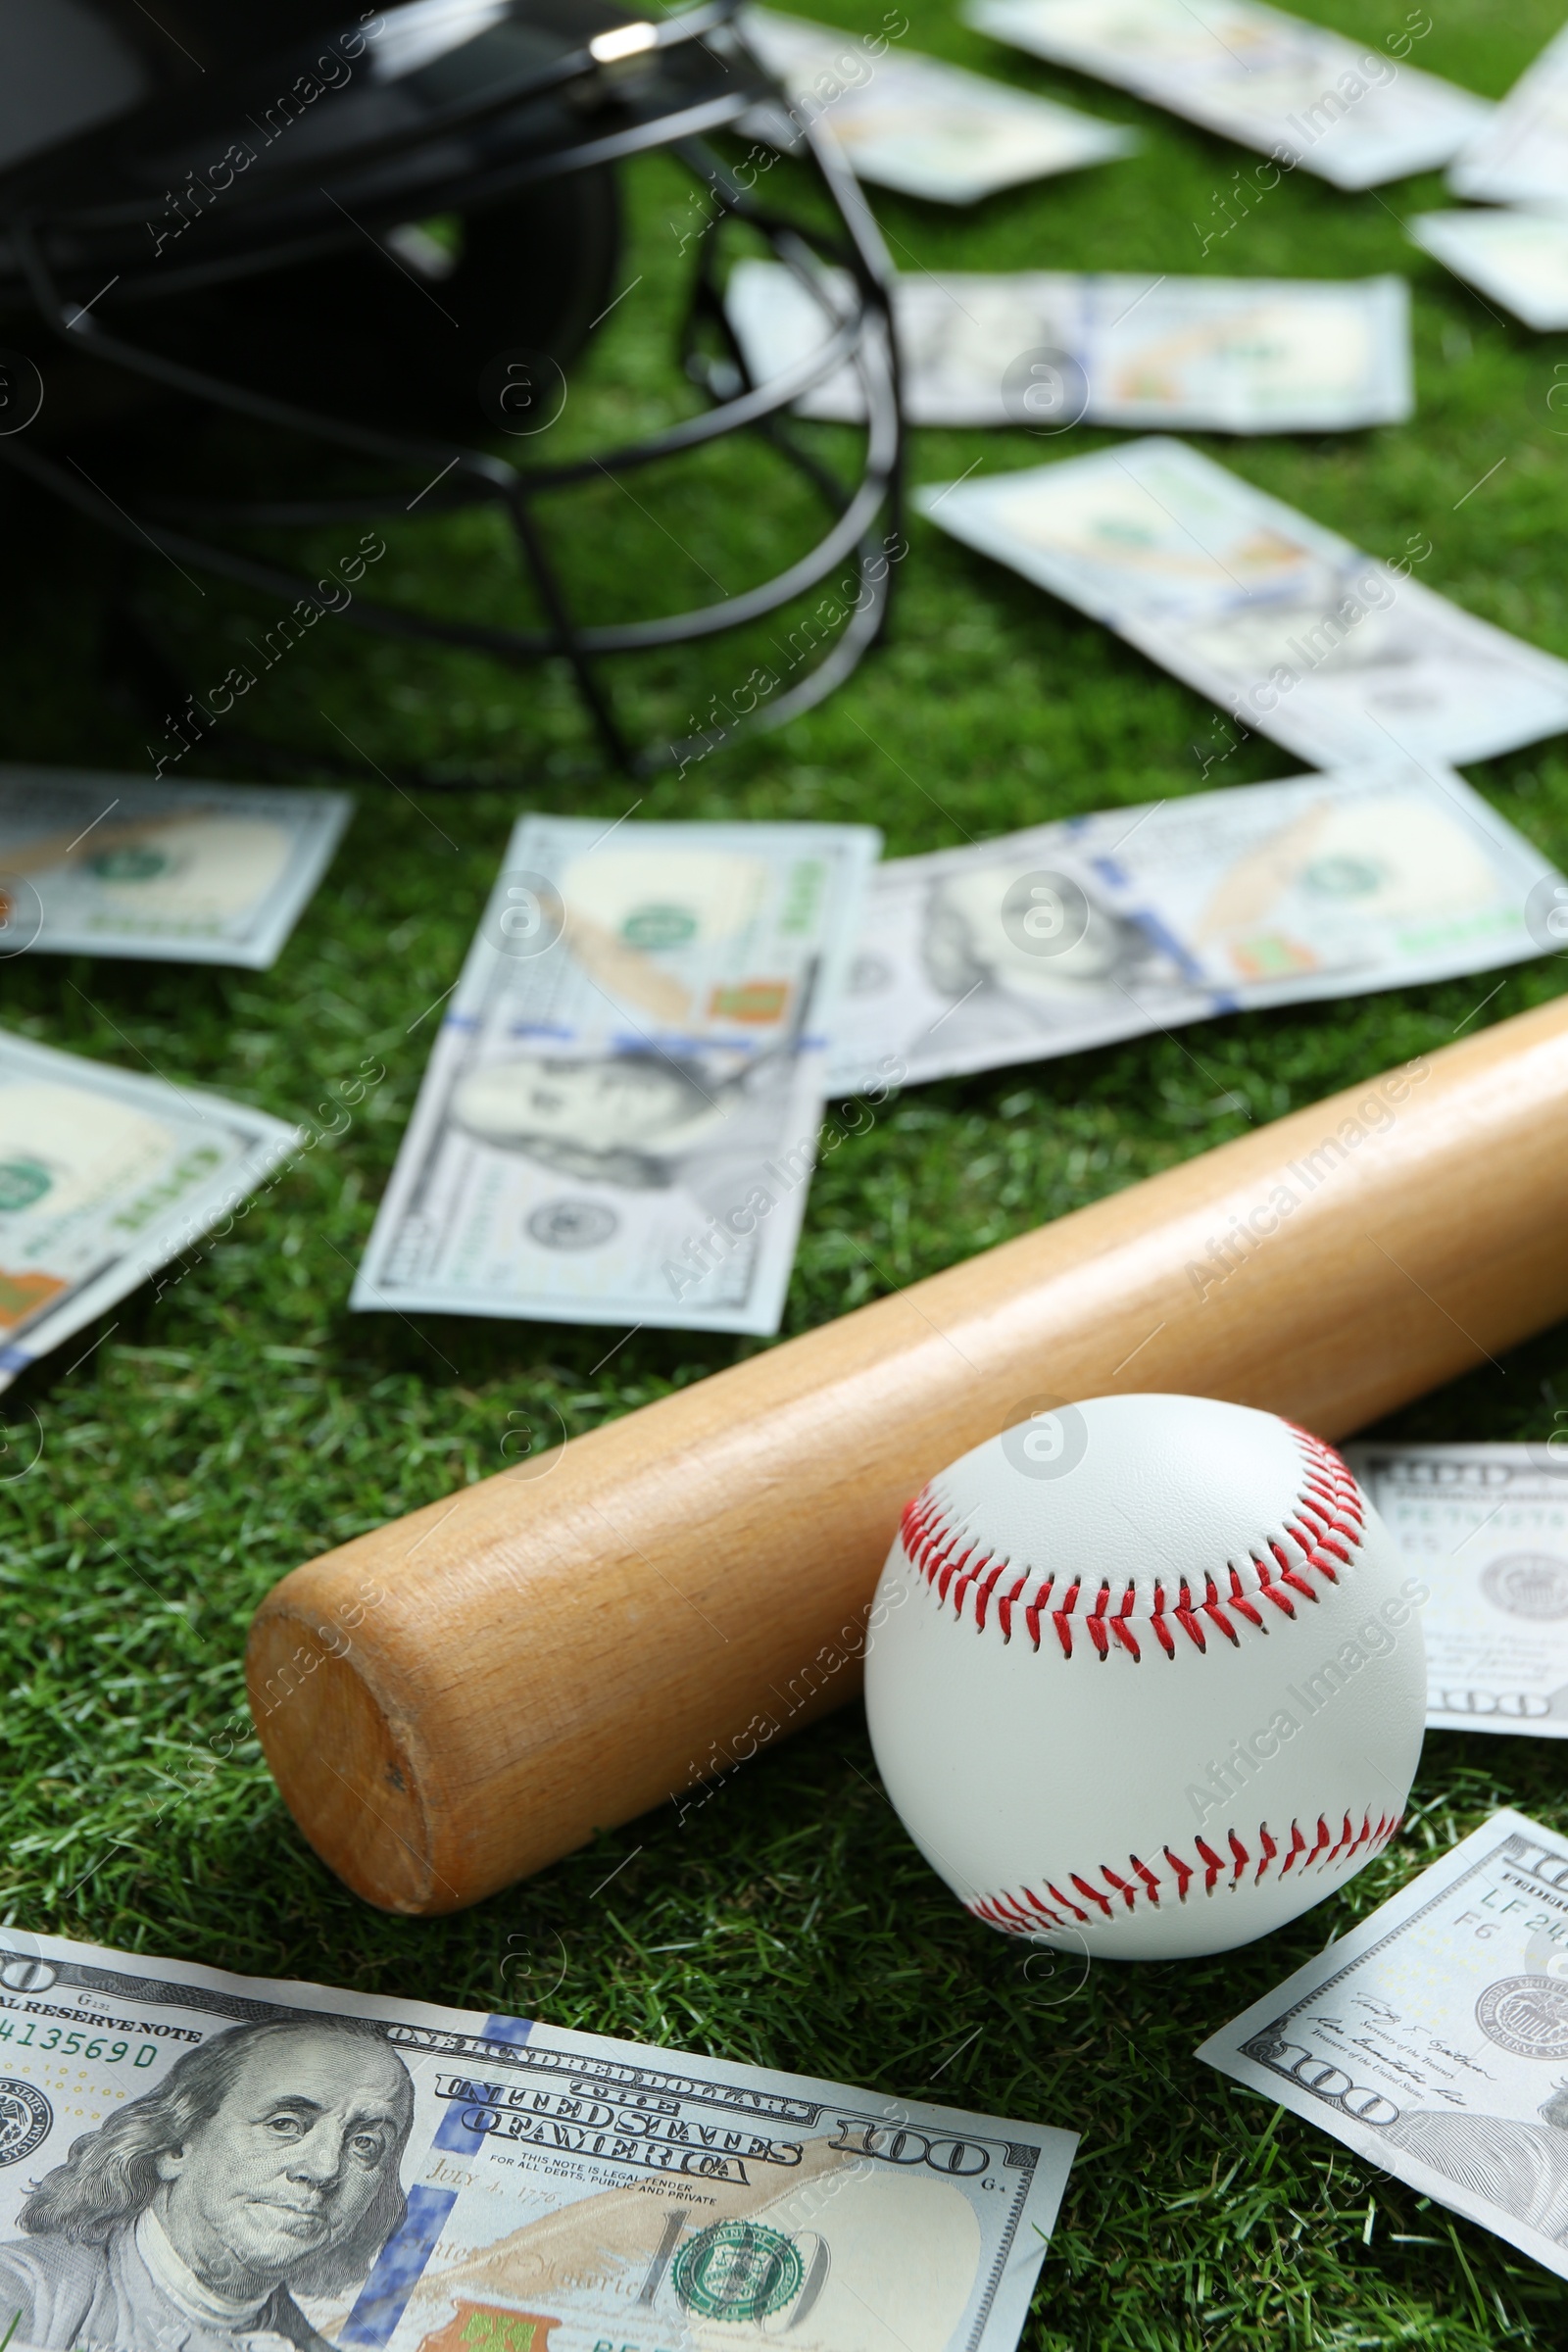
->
963;0;1490;190
0;768;351;968
0;1926;1078;2352
0;1028;298;1394
826;759;1561;1093
1448;22;1568;207
355;817;879;1337
726;263;1411;432
740;7;1137;202
1346;1444;1568;1738
1200;1809;1568;2282
1407;209;1568;333
916;437;1568;770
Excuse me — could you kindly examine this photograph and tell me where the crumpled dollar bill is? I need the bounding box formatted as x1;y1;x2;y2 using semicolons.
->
916;437;1568;770
0;1927;1078;2352
963;0;1489;189
0;768;350;968
355;816;879;1337
1200;1811;1568;2282
1448;20;1568;207
0;1028;299;1396
1346;1443;1568;1738
726;264;1410;432
739;6;1135;202
828;757;1563;1092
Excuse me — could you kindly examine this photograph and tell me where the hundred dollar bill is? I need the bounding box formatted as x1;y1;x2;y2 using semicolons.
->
916;437;1568;770
1448;22;1568;207
0;769;351;968
725;263;1410;431
962;0;1489;190
0;1028;298;1395
1344;1444;1568;1738
828;758;1562;1092
1199;1809;1568;2281
0;1926;1078;2352
354;817;879;1337
1408;210;1568;334
740;8;1137;203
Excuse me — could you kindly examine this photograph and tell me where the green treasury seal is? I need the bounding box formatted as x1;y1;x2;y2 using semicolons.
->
671;2220;805;2322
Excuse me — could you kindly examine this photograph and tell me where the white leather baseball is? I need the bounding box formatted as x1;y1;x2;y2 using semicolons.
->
864;1395;1427;1960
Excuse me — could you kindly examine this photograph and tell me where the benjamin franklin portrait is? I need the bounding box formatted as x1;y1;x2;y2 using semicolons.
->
0;2016;414;2352
1380;2084;1568;2244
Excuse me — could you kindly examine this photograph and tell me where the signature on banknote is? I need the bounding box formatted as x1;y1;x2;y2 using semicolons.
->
1200;1812;1568;2280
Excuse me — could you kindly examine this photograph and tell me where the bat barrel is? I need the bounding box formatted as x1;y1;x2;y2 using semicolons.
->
248;995;1568;1913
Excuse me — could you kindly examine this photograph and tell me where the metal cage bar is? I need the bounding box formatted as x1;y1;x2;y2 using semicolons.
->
0;109;903;778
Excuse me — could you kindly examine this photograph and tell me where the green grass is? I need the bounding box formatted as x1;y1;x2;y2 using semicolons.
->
3;0;1568;2342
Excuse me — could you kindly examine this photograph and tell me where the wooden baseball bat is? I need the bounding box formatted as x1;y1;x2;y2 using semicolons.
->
250;994;1568;1915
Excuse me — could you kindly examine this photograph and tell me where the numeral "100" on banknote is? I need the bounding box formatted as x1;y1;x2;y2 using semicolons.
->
831;2120;993;2173
1244;2039;1398;2126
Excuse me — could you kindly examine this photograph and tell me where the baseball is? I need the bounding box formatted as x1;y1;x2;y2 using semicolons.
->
864;1394;1427;1961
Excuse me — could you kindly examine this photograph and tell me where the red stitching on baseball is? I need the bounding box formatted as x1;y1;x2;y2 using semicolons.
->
950;1550;993;1619
971;1559;1006;1630
1130;1854;1161;1904
969;1811;1399;1936
1195;1838;1224;1892
997;1571;1028;1643
902;1429;1372;1665
1053;1580;1080;1660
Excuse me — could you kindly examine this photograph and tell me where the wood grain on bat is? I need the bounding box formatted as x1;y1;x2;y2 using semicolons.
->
249;996;1568;1915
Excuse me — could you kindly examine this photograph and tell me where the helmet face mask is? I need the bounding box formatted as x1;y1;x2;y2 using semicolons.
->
0;0;902;778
